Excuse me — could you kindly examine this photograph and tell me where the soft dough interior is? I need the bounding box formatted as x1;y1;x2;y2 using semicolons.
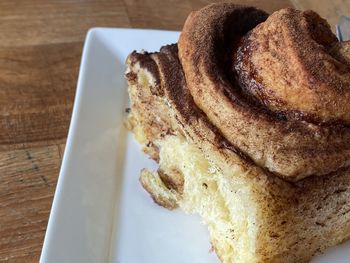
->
151;135;258;263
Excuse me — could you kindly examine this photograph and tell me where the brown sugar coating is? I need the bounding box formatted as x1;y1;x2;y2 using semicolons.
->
178;4;350;180
235;8;350;124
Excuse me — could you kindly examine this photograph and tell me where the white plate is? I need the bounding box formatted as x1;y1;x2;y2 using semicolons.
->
40;28;350;263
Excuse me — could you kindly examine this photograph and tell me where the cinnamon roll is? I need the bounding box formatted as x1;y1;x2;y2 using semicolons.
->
178;5;350;181
125;3;350;263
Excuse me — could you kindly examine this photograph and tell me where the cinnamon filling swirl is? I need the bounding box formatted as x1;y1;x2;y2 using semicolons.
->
177;4;350;180
235;8;350;125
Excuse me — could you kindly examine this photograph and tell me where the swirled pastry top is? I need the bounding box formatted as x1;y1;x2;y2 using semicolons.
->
177;4;350;180
235;8;350;124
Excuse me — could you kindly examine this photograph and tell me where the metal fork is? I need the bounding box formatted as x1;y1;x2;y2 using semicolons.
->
336;16;350;41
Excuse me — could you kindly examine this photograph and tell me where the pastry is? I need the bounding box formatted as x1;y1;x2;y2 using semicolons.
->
125;3;350;262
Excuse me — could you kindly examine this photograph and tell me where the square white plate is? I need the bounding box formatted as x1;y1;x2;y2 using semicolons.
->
40;28;350;263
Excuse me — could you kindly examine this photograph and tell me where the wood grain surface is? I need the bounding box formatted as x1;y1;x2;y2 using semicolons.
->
0;0;348;262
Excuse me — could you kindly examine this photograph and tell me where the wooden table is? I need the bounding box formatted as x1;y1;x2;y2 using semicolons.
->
0;0;348;262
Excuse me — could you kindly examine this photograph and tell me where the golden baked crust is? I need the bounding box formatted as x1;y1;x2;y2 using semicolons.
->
178;4;350;180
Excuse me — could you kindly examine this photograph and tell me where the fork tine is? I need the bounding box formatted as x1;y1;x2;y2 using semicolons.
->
337;16;350;41
336;24;343;41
